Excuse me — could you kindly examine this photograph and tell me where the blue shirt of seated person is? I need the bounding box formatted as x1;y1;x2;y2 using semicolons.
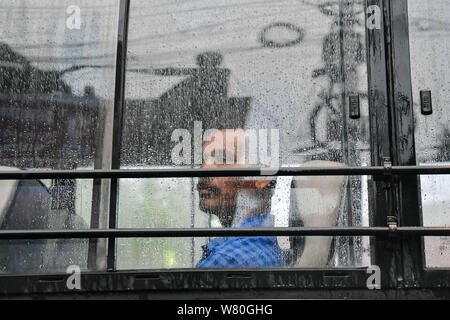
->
196;129;285;268
196;213;284;268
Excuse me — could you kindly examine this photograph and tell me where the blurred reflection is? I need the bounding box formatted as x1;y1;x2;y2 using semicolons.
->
0;43;93;272
0;43;100;170
196;129;284;268
306;3;365;160
1;0;120;272
0;42;72;94
123;52;251;166
0;172;88;273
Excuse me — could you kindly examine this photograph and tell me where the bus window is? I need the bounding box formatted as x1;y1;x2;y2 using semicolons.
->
0;0;120;273
117;0;372;269
408;0;450;268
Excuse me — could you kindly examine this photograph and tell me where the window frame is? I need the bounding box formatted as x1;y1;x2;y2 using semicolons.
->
387;0;450;288
0;0;450;298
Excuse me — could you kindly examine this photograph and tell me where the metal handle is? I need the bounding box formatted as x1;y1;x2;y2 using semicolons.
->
420;90;433;115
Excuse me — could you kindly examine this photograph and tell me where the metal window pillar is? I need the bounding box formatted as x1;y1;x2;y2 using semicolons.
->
366;0;398;289
107;0;131;272
368;0;426;289
387;0;424;288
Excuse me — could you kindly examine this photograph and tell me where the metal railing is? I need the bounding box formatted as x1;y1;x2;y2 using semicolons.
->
1;165;450;241
1;227;450;240
0;165;449;180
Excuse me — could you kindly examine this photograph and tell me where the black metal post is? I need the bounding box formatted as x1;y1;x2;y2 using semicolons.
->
388;0;424;288
366;0;397;288
107;0;130;272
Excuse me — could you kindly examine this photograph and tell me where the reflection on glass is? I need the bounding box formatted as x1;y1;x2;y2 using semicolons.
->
0;0;120;273
0;179;88;273
408;0;450;267
118;0;372;269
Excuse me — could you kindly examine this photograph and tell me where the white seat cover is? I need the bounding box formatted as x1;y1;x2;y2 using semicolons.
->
0;166;20;226
293;160;345;267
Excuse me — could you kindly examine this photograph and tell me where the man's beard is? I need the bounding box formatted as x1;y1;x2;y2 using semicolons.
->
199;189;271;227
199;199;236;228
233;188;270;224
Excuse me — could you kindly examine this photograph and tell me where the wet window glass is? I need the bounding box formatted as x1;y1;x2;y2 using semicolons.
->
0;0;120;273
118;0;372;269
408;0;450;267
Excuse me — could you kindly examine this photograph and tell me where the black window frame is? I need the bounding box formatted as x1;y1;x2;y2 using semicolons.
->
0;0;450;299
386;0;450;290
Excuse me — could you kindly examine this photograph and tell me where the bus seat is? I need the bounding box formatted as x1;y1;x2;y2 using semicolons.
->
291;160;346;267
0;167;20;227
0;167;88;272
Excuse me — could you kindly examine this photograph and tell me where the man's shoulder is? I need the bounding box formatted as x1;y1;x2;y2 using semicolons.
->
212;236;284;267
218;236;278;248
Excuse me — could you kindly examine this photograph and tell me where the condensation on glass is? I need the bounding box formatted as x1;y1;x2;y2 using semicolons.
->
0;0;120;273
408;0;450;268
118;0;372;269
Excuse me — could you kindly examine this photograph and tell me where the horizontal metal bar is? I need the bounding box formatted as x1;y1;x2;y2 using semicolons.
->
0;269;376;296
2;269;450;297
1;227;450;240
0;166;449;180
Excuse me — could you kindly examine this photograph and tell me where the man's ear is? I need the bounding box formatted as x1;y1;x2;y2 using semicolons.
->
254;179;271;189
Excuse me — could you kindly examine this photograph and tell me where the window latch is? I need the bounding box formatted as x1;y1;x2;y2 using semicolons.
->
383;157;392;176
420;90;433;115
387;216;398;232
373;157;392;182
349;94;360;119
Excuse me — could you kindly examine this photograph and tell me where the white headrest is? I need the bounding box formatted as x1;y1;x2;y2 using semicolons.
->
293;160;346;267
0;166;20;226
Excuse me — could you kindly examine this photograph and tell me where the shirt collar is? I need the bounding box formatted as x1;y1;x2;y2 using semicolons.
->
204;214;274;250
232;213;274;228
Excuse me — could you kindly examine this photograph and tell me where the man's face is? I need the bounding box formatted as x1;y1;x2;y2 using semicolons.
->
197;129;271;226
197;130;241;225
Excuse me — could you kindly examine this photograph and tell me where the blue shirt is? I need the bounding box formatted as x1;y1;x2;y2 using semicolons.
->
196;214;285;268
